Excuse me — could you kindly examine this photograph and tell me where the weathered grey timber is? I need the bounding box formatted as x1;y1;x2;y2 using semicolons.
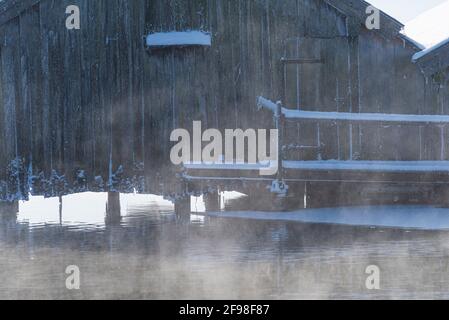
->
0;0;448;203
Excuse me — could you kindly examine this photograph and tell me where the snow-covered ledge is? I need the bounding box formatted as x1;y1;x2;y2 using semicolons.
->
411;38;449;78
146;31;212;49
412;38;449;62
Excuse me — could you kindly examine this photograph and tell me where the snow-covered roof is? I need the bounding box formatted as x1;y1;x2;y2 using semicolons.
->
403;0;449;62
412;38;449;62
146;31;212;49
403;1;449;49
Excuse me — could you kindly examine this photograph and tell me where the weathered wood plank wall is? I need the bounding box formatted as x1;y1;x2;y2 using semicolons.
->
0;0;447;201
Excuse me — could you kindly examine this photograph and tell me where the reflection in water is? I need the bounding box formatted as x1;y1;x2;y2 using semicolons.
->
1;192;449;299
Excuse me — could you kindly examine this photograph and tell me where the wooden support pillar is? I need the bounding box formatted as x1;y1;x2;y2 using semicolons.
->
59;196;63;225
346;18;361;161
175;196;191;217
276;102;285;182
105;192;121;225
0;201;18;225
272;195;289;212
292;182;306;210
0;201;19;216
305;182;312;209
204;191;220;212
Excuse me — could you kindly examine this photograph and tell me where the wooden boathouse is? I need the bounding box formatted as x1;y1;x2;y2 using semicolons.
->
0;0;449;211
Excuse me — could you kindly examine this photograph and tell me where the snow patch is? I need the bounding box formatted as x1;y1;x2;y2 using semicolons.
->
146;31;212;48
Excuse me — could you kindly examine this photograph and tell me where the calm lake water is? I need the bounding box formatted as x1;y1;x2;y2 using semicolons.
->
2;192;449;300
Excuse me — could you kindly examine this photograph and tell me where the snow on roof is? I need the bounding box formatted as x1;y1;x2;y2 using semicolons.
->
403;0;449;61
403;1;449;49
412;38;449;62
146;31;212;48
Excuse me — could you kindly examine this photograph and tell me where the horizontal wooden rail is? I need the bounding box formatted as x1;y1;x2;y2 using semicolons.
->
280;57;324;64
185;160;449;174
283;160;449;173
257;96;449;125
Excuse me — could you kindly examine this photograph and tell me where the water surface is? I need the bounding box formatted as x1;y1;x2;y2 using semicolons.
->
1;193;449;299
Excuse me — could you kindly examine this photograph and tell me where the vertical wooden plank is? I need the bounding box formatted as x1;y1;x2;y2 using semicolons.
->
105;0;120;190
0;18;24;200
17;11;31;180
115;0;133;190
0;27;7;198
92;0;109;187
40;1;52;184
130;0;146;192
78;0;94;189
20;5;45;193
41;0;67;195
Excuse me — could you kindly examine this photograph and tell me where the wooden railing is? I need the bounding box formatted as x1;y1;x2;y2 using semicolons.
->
257;96;449;177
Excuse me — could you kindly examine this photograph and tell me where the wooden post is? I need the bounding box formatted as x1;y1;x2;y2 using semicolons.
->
59;196;63;225
348;35;360;161
175;196;191;216
204;191;220;212
105;192;121;225
276;101;284;182
0;201;19;216
278;59;286;107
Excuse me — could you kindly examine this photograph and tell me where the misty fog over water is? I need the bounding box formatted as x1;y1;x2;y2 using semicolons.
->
1;193;449;299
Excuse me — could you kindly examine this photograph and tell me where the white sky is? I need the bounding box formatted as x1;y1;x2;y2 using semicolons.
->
367;0;447;23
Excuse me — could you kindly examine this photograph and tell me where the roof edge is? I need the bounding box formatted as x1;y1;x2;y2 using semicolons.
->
399;33;426;51
325;0;404;36
412;39;449;77
0;0;41;27
413;38;449;62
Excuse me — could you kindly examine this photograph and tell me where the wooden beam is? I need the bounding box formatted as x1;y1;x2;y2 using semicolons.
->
280;58;324;65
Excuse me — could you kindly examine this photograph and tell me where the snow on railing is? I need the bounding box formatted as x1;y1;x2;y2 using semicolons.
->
257;96;449;124
283;160;449;173
257;96;278;113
